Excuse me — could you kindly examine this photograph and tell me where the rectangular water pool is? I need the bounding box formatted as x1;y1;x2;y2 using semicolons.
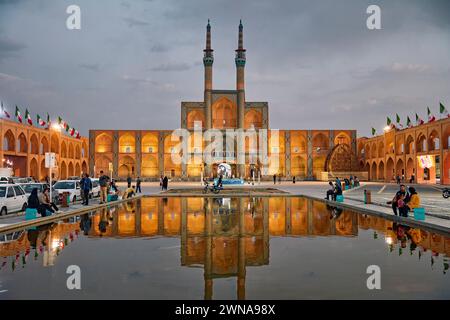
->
0;197;449;299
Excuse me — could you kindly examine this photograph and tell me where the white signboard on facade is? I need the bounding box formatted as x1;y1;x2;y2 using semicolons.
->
45;152;56;168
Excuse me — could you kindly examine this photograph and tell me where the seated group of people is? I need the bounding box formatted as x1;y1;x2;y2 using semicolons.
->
388;185;421;218
325;180;343;201
27;187;59;217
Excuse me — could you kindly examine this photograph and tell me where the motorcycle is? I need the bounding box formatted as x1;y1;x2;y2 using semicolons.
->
203;181;223;194
443;188;450;199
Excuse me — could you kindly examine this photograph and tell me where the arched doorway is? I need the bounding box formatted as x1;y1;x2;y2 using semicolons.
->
118;156;135;178
396;158;404;178
40;136;49;155
68;162;74;177
95;133;113;153
30;134;39;154
371;162;377;180
244;109;263;129
60;161;67;179
3;130;15;151
386;158;394;181
40;159;47;181
212;97;237;128
61;141;67;158
51;134;59;153
406;158;414;181
17;133;27;153
378;161;385;181
75;163;81;177
186;110;205;129
82;161;88;175
29;158;38;180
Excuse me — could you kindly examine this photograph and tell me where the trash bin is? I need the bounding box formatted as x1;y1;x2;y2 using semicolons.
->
364;190;372;204
414;208;426;221
61;192;70;207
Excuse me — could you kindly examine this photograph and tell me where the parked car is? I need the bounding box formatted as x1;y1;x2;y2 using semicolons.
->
67;176;81;181
0;184;28;216
20;183;59;204
90;178;100;198
53;180;81;203
0;176;11;184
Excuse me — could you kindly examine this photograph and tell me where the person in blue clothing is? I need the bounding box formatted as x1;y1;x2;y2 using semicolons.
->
81;173;93;205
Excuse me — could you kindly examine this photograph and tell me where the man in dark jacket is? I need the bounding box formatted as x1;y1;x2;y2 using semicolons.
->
127;176;132;188
136;176;142;193
99;170;110;204
82;174;93;205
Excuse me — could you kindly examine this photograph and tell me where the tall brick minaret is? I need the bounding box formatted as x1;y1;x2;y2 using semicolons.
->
203;19;213;129
235;20;246;129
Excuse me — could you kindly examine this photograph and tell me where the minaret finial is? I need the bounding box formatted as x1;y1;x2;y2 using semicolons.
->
203;19;213;66
235;19;246;67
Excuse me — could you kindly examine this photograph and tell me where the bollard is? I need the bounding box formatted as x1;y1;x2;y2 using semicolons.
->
364;190;372;204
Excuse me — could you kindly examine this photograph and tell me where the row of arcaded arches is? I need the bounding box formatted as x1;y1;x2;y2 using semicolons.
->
27;157;88;180
364;157;415;181
95;131;353;155
2;129;87;159
360;127;450;159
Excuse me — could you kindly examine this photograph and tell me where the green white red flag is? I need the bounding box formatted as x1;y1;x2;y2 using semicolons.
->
1;101;10;118
37;114;46;126
25;109;33;125
440;102;449;118
415;113;424;125
15;106;22;123
427;107;436;122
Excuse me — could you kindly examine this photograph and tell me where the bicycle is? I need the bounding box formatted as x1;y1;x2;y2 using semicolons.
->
202;181;223;194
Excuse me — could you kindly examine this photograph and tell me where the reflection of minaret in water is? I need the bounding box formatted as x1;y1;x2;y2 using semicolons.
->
236;20;246;178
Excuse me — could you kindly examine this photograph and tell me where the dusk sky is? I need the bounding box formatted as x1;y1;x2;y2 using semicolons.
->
1;0;449;136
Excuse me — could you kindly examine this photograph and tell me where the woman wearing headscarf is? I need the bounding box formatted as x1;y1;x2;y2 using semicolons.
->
403;187;421;217
27;188;40;210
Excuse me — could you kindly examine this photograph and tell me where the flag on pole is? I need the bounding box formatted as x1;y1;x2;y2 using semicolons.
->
25;109;33;125
387;117;392;126
75;130;81;139
440;102;449;118
427;107;436;122
37;114;46;126
395;113;403;129
415;113;424;125
69;127;75;136
1;101;11;118
406;116;412;128
46;113;51;128
15;106;22;123
371;127;376;136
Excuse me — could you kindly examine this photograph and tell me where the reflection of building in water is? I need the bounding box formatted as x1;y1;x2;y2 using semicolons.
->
0;222;79;269
89;197;361;299
1;199;449;293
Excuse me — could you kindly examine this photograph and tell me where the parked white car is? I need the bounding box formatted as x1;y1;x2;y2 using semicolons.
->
90;178;100;198
53;180;81;203
0;184;28;216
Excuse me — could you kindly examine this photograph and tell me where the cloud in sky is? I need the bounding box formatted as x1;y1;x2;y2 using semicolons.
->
0;0;449;136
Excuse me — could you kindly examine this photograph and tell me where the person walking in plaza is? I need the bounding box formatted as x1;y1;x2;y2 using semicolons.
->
136;176;142;193
388;184;407;216
396;174;401;184
127;175;132;188
292;176;296;184
273;174;276;185
79;174;86;204
99;170;110;204
162;176;168;191
409;173;415;184
160;175;164;190
82;174;92;205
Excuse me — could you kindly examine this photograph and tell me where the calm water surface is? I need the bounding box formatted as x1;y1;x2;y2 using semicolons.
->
0;197;449;299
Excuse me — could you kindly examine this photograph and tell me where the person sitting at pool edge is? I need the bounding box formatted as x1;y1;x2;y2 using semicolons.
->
123;185;136;199
402;187;421;217
325;181;336;201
